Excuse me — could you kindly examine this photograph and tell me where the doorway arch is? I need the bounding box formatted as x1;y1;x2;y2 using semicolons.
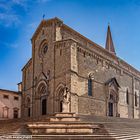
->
41;98;47;115
105;77;120;117
55;84;65;112
37;81;48;116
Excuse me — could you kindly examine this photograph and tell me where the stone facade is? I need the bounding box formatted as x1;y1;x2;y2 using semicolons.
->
21;17;140;119
0;89;21;120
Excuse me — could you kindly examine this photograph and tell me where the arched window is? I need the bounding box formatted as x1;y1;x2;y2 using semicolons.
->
38;83;47;95
135;92;137;107
88;78;92;96
126;89;129;105
26;97;31;107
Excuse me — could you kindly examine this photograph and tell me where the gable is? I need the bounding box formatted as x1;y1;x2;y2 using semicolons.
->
105;77;120;90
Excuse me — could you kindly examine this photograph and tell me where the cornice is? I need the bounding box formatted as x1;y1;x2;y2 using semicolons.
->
22;58;32;71
61;24;140;78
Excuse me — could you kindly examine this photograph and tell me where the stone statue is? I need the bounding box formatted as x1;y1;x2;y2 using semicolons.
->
63;87;70;102
62;86;70;113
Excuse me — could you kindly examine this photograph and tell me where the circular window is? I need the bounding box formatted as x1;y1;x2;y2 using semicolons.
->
39;43;48;58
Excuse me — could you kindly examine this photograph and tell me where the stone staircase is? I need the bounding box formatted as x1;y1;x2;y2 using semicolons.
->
0;123;32;140
27;113;105;135
1;115;140;139
27;114;140;139
80;115;140;140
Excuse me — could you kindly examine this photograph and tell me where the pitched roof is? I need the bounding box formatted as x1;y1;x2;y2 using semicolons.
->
0;89;21;95
105;25;116;55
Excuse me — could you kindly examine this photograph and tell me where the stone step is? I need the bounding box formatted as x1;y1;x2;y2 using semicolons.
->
29;127;93;134
80;115;140;123
53;112;76;117
31;134;115;140
27;122;99;128
113;134;140;139
106;129;140;134
31;134;140;139
49;116;80;122
28;121;97;124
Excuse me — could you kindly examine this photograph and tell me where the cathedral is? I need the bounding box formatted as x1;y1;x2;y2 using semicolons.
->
21;17;140;119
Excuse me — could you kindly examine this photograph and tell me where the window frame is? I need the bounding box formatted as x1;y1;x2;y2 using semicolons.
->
135;92;138;107
126;89;129;105
88;78;92;96
3;95;9;99
14;96;19;101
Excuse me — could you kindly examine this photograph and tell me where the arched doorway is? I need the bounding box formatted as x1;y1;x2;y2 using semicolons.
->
56;87;64;112
42;98;47;115
60;101;63;112
105;77;120;117
13;108;19;119
57;88;64;112
108;94;114;116
37;82;48;116
107;90;119;117
26;97;31;117
3;106;9;118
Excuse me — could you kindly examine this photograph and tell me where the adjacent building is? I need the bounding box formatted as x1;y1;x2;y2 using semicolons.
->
21;17;140;119
0;89;21;120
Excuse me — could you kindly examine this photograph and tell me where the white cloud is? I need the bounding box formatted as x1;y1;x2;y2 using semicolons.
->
0;41;20;48
11;0;28;9
0;0;53;27
0;13;20;27
10;43;20;48
0;0;27;27
36;0;52;3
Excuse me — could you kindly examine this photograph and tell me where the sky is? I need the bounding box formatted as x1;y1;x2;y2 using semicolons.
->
0;0;140;91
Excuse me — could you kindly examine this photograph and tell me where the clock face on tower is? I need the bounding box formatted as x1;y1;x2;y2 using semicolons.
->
39;42;48;58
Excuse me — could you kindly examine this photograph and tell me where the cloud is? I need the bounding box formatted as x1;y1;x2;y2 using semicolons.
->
0;0;28;27
36;0;52;3
0;0;53;27
0;41;20;48
11;0;28;9
0;13;20;27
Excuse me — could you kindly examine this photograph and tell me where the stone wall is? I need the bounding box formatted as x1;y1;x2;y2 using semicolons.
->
61;23;140;118
0;90;21;119
21;59;33;118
